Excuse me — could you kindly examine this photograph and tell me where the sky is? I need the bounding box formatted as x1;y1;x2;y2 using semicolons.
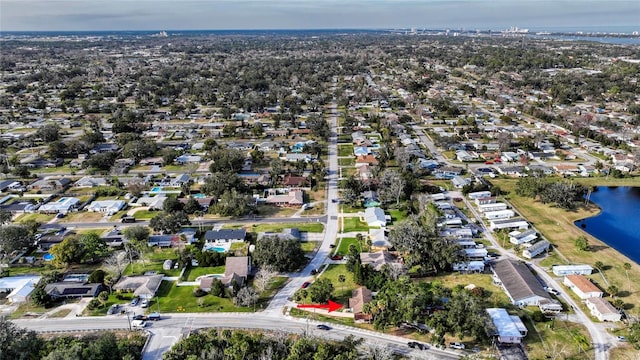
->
1;0;639;32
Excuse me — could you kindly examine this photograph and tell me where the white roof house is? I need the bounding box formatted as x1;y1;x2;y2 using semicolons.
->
453;261;485;273
131;195;167;210
509;229;538;245
363;207;386;227
464;248;488;259
38;197;80;214
0;275;41;303
478;203;508;213
86;200;126;215
564;274;603;299
522;240;550;259
585;297;622;322
74;176;107;188
490;218;529;231
484;209;515;220
468;191;492;199
552;265;594;276
486;308;528;344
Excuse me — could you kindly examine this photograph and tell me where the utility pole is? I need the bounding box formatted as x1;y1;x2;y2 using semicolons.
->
126;311;132;331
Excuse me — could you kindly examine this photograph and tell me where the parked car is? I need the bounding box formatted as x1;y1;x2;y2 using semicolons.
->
132;314;147;321
130;297;139;306
140;299;150;308
56;213;65;218
331;255;343;260
316;324;331;331
450;342;466;350
148;312;161;321
301;282;311;289
408;341;428;350
544;287;560;296
617;336;627;342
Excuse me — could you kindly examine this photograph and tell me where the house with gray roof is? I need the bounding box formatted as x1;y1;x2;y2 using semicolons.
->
113;274;164;299
204;229;247;243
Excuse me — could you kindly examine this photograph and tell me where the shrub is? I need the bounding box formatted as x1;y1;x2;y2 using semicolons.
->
193;288;207;297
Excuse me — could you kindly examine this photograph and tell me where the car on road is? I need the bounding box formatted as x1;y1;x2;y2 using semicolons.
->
453;197;463;202
140;299;150;308
617;336;627;342
148;312;161;321
450;342;466;350
131;320;146;329
408;341;428;350
132;314;147;321
316;324;331;330
331;255;343;260
130;297;139;306
301;282;311;289
107;304;119;315
544;287;560;296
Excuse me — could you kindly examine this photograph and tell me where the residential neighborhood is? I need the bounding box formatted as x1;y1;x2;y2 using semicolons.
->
1;29;639;360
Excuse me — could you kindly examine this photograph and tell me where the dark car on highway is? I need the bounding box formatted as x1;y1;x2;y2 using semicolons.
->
301;282;311;289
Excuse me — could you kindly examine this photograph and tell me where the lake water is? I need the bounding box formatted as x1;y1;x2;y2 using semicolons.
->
575;186;640;264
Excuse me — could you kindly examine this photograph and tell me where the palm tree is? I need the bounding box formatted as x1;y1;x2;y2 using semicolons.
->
607;285;619;298
338;274;346;295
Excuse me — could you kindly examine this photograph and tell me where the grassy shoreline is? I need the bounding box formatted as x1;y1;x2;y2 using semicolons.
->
489;178;640;316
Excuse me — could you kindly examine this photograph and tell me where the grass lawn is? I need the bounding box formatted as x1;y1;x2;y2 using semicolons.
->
156;281;252;313
301;241;319;253
60;211;105;223
340;205;363;213
16;213;55;224
49;309;72;318
242;223;324;233
423;272;513;308
338;144;354;157
317;264;358;305
338;158;355;166
336;237;360;256
490;178;640;312
254;205;298;217
387;209;408;224
133;210;160;220
184;266;225;281
342;217;369;233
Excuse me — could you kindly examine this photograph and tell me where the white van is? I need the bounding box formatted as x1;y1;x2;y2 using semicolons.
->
132;320;146;329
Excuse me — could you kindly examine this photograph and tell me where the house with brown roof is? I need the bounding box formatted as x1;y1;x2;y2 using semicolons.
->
282;174;310;188
265;189;304;207
563;274;603;299
349;287;373;322
355;155;378;167
222;256;251;287
113;274;164;299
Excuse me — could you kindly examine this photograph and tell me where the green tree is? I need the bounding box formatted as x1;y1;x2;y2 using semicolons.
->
0;225;32;257
183;197;202;214
49;236;83;267
208;148;245;173
212;189;254;217
36;124;60;142
253;236;305;272
309;278;334;304
162;197;184;213
122;225;150;243
149;211;190;234
0;318;44;360
0;209;12;225
575;236;590;251
80;232;109;263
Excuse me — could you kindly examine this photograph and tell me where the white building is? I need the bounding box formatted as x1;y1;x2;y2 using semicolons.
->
363;207;386;227
490;218;529;231
484;209;515;220
38;197;80;214
0;275;41;303
564;274;603;299
453;261;485;273
552;265;594;276
522;240;550;259
585;297;622;322
86;200;126;215
478;203;508;213
509;229;538;245
468;191;492;199
486;308;528;344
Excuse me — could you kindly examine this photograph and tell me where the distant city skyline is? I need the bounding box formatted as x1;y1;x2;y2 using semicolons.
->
1;0;638;32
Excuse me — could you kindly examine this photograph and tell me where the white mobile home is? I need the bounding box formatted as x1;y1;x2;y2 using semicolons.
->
468;191;492;199
564;274;603;299
490;218;529;231
478;203;508;213
464;248;488;259
522;240;550;259
453;261;485;273
484;209;515;220
552;265;593;276
475;197;497;205
585;298;622;322
486;308;528;344
509;229;538;245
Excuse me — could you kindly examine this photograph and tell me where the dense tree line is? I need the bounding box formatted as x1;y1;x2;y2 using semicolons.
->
252;236;305;272
515;177;588;210
0;319;145;360
164;329;365;360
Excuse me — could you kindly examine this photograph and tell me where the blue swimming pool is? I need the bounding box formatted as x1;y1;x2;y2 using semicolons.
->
192;193;206;199
43;253;55;261
208;247;226;253
150;187;162;192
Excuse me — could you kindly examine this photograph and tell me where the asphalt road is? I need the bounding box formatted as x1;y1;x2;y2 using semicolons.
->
60;215;327;229
13;313;460;360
